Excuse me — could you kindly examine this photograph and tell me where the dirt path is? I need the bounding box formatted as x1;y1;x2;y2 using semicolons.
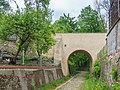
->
55;71;86;90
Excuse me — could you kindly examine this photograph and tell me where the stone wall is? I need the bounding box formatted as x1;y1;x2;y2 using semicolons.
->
100;52;120;88
0;68;63;90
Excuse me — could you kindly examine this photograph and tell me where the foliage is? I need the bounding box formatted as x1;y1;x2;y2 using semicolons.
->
94;0;110;13
112;78;120;90
110;67;118;81
41;56;54;66
68;51;90;75
94;0;110;28
93;60;101;78
32;76;70;90
52;13;78;33
0;0;11;13
0;0;54;63
77;5;106;33
80;73;109;90
53;5;106;33
20;55;30;64
97;46;107;59
32;85;38;90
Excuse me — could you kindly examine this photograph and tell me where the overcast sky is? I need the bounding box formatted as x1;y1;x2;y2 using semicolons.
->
49;0;95;21
10;0;95;21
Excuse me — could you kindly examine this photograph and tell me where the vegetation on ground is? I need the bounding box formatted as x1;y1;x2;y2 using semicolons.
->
93;60;101;78
80;73;109;90
112;78;120;90
80;60;108;90
110;66;118;81
110;66;120;90
32;76;70;90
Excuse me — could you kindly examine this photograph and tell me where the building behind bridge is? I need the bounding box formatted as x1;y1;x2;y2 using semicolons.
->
107;0;120;54
100;0;120;88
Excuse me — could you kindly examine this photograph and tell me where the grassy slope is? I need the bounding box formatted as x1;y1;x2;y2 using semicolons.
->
33;76;71;90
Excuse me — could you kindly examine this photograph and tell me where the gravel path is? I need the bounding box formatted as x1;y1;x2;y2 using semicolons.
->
55;71;86;90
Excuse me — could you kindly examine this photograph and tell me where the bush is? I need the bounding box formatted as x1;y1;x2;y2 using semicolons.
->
20;55;30;64
110;67;118;81
112;78;120;90
80;73;109;90
93;60;101;78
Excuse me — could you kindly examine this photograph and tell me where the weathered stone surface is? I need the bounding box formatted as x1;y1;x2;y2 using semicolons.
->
0;68;63;90
100;53;120;88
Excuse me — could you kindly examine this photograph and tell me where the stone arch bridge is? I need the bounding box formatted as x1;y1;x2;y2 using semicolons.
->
46;33;106;76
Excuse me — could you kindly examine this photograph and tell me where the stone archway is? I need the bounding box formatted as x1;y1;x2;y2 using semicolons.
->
46;33;106;75
67;50;93;75
61;48;94;76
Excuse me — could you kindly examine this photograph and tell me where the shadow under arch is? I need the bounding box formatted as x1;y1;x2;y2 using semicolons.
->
67;49;93;75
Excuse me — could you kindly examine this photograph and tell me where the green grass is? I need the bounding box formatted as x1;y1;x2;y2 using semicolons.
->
80;73;109;90
32;76;70;90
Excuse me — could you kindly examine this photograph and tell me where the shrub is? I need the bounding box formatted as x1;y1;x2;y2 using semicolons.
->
93;60;101;78
110;67;118;81
80;73;109;90
20;55;30;64
112;79;120;90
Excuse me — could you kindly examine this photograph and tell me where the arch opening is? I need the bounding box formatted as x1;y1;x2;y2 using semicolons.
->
68;50;92;75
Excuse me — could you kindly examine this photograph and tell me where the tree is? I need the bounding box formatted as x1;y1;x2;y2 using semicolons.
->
77;5;106;33
94;0;110;28
0;0;54;64
0;0;11;13
94;0;110;14
52;13;78;33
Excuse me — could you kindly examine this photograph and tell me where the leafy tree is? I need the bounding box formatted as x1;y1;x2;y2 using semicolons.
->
0;0;54;64
52;13;78;33
94;0;110;28
94;0;110;14
77;5;106;33
0;0;11;13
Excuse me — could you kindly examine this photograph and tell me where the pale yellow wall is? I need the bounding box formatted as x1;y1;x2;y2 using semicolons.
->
46;33;106;75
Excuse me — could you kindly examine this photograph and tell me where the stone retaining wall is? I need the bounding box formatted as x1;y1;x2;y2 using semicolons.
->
0;68;63;90
100;53;120;88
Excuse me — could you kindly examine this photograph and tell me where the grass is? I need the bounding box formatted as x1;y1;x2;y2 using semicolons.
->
80;73;109;90
32;76;70;90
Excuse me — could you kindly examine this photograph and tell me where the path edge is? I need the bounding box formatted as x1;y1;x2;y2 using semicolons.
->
55;74;79;90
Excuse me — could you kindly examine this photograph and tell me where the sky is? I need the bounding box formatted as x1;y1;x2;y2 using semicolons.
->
49;0;95;21
10;0;95;21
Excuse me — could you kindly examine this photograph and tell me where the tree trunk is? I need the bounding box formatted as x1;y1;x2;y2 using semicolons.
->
37;50;42;66
24;42;29;55
14;41;25;64
14;45;21;64
14;33;30;64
